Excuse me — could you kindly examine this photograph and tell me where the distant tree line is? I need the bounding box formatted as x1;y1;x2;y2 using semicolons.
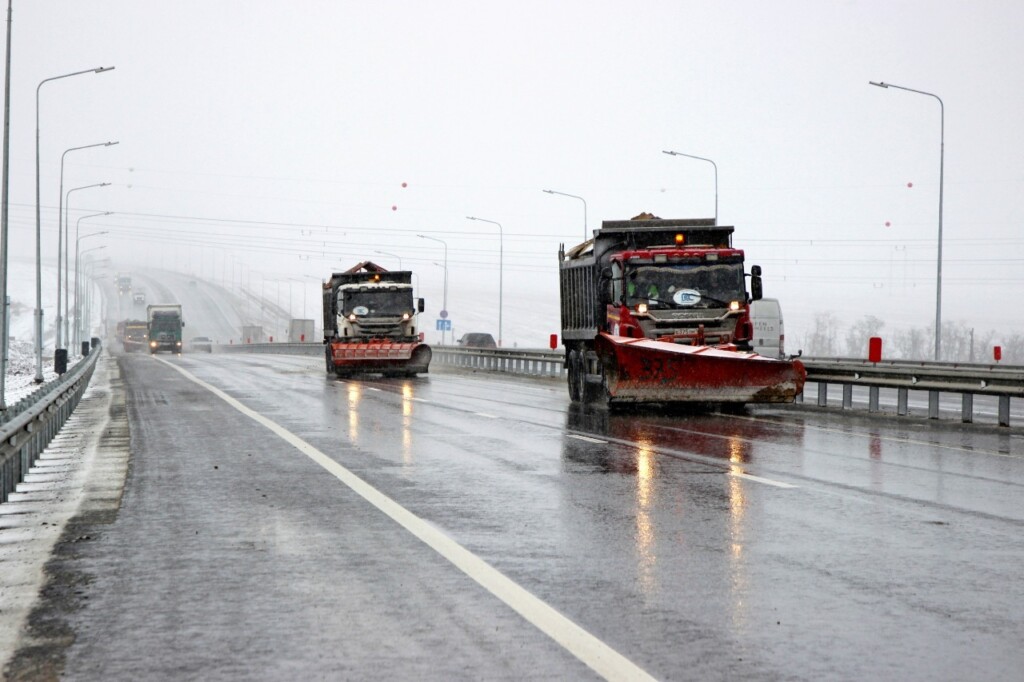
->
795;313;1024;364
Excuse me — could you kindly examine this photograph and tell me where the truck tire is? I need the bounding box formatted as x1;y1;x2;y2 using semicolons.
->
324;346;334;375
567;350;583;402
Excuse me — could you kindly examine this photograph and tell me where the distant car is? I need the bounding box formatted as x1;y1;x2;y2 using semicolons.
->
189;336;213;353
457;332;497;348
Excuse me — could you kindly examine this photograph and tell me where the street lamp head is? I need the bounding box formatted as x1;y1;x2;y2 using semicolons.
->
542;189;554;194
105;141;119;146
94;66;115;74
869;81;889;88
662;150;678;156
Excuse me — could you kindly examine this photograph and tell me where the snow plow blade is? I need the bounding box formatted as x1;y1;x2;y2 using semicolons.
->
331;342;432;374
596;333;805;404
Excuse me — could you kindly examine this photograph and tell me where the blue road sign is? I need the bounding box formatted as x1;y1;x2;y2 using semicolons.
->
436;319;451;331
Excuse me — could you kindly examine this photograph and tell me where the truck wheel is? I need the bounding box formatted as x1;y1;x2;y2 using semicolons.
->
324;346;334;375
567;350;582;402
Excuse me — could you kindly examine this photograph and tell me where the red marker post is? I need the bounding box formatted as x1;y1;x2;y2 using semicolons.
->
994;346;1002;363
549;334;558;350
868;337;882;363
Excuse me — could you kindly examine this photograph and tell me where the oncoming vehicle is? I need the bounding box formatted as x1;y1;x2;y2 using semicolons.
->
189;336;213;353
558;214;805;405
147;304;184;354
322;261;431;377
457;332;497;348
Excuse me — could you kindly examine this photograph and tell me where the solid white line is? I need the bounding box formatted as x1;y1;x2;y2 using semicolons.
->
474;412;498;419
730;471;797;489
157;358;656;682
568;434;608;445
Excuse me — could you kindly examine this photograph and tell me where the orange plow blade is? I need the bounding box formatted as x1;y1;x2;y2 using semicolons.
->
596;333;805;404
331;342;431;374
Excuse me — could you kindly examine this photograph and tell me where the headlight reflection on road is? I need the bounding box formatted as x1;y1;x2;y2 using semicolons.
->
347;382;361;442
634;437;658;596
401;383;414;466
727;435;750;633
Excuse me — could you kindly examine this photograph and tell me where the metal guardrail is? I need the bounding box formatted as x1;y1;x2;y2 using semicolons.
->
217;342;321;357
216;342;566;377
796;356;1024;427
217;343;1022;427
1;344;102;503
431;346;565;377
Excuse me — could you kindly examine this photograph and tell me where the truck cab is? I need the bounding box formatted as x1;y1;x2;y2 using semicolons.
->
606;246;754;348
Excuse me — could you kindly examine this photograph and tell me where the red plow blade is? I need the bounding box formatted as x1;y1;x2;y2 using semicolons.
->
596;333;805;404
333;342;417;362
331;341;431;374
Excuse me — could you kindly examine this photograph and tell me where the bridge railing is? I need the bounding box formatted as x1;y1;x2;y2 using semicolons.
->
216;343;1022;426
1;344;101;503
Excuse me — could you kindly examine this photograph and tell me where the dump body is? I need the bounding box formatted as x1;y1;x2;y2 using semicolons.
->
322;261;431;377
559;215;804;404
146;304;184;353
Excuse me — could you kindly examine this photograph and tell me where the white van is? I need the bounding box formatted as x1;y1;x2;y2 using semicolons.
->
749;298;785;359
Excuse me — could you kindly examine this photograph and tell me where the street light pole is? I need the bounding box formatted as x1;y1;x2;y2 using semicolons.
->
34;65;114;382
869;80;945;361
59;181;109;349
60;142;116;347
81;256;110;345
417;234;448;344
74;214;110;351
0;0;14;409
662;150;718;224
542;189;588;240
466;216;503;347
374;249;402;270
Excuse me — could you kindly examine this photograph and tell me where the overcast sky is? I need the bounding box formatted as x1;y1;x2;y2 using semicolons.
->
4;1;1023;349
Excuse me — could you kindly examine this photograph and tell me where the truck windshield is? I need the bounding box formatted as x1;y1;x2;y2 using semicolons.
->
150;315;179;332
625;262;745;308
342;289;412;316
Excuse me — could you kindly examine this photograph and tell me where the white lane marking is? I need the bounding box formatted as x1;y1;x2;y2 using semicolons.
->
568;434;608;445
156;358;656;682
474;412;498;419
729;471;797;489
366;387;382;392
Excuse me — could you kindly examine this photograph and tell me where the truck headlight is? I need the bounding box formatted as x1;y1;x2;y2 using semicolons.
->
729;301;740;311
402;312;410;321
636;303;648;315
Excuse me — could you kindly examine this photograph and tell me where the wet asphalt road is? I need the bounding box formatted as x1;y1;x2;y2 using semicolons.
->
24;351;1024;680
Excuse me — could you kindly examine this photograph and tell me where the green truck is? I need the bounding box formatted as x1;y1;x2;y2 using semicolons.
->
147;304;184;353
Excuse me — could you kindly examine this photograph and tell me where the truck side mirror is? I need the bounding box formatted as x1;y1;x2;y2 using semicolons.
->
750;265;763;301
417;298;425;313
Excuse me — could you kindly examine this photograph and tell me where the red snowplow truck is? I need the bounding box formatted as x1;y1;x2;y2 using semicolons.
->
322;261;431;377
559;214;805;405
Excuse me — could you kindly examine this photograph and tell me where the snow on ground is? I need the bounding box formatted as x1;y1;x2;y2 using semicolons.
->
4;261;68;406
